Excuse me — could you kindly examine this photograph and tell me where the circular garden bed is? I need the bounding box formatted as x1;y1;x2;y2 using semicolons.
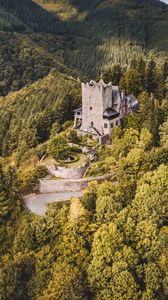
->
58;153;79;165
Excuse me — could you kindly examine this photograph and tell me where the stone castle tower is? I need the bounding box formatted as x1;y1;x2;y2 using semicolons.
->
74;79;138;143
81;79;114;135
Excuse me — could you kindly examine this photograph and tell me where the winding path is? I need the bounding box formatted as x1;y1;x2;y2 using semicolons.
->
24;173;113;216
24;191;83;216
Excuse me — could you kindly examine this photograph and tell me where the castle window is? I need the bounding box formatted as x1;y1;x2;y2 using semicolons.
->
91;121;94;127
90;107;92;111
111;123;113;128
104;123;108;128
116;120;119;126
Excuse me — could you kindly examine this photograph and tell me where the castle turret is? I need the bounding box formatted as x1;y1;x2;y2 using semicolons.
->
81;79;113;135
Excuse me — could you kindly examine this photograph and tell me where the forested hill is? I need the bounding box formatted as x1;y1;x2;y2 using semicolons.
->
0;0;70;97
35;0;168;77
0;0;65;32
1;0;168;96
0;2;168;299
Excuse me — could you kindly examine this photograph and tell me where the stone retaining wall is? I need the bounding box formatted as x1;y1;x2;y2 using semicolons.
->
54;164;88;179
45;163;89;179
39;174;112;194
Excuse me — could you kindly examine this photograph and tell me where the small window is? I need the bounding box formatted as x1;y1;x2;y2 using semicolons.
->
111;123;113;128
90;107;93;111
116;120;119;126
104;123;108;128
91;122;94;127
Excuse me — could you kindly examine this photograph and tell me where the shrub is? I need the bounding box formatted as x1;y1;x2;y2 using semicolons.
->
70;146;82;153
47;134;70;160
68;129;78;143
21;165;48;193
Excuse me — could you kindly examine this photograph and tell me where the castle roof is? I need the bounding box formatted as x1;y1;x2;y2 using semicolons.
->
126;94;139;111
103;107;120;120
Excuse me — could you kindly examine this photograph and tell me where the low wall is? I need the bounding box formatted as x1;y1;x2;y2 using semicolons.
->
39;174;112;194
54;164;88;179
46;163;89;179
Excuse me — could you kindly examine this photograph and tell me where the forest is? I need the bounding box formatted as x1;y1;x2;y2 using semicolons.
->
1;0;168;95
0;57;168;299
0;0;168;299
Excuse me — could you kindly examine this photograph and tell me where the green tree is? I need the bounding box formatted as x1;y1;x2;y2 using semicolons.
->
130;164;168;226
68;129;78;143
145;59;157;94
102;64;123;85
39;261;86;300
49;121;62;138
0;254;35;300
96;182;123;223
120;68;142;96
160;119;168;148
47;133;70;160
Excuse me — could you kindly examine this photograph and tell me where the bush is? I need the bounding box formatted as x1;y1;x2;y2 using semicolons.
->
36;143;48;160
21;165;48;193
47;134;70;160
67;129;79;143
62;121;73;131
70;146;82;153
34;165;48;179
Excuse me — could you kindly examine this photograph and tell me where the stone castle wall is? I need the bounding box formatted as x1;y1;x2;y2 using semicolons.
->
46;163;89;179
54;164;88;179
39;174;112;194
102;83;113;111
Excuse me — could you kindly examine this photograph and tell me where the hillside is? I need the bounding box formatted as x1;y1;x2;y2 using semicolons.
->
0;0;64;32
0;71;81;156
1;0;168;96
0;2;168;299
0;0;71;96
35;0;168;77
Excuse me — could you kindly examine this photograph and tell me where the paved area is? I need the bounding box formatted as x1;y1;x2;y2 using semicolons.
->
23;191;83;216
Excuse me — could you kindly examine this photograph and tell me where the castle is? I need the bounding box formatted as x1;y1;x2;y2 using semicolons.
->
74;79;138;143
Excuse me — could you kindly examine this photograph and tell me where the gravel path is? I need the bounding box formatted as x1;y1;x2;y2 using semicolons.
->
24;191;83;216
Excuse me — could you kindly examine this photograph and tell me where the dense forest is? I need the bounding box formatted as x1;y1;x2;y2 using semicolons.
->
0;0;168;299
1;0;168;95
0;56;168;299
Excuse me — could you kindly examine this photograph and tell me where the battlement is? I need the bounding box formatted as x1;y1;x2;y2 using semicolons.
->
82;79;112;90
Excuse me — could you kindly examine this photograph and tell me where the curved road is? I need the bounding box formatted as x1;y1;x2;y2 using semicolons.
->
24;191;83;216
